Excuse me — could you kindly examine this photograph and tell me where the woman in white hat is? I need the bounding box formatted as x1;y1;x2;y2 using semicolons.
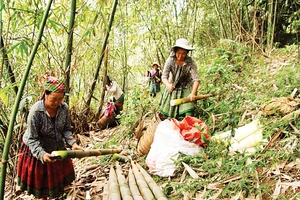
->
159;38;200;119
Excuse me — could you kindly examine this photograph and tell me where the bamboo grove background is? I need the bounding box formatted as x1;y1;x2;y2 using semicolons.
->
0;0;299;197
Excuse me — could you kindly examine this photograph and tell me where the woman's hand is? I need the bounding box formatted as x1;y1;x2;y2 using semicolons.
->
72;143;84;150
189;93;197;102
167;83;175;93
43;153;55;163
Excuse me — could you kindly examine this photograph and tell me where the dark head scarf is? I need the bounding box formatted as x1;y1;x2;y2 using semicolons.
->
44;76;65;92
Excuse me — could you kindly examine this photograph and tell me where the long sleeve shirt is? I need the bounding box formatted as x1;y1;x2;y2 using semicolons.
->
162;53;200;88
22;100;76;162
105;81;124;101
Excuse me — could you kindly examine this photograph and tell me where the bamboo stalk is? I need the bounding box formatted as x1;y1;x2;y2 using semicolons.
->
108;165;121;200
135;162;168;200
0;0;54;197
170;94;213;106
128;168;144;200
115;161;133;200
84;0;118;111
131;161;154;200
64;0;76;104
51;149;122;160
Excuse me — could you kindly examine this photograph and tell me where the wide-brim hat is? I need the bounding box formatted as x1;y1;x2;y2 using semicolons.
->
172;38;194;51
152;62;159;67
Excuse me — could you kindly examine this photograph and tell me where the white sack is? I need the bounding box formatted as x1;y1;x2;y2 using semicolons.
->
146;119;202;177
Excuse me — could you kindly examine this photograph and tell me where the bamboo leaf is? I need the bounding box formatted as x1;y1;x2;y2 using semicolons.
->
0;91;8;106
182;162;199;179
48;19;58;32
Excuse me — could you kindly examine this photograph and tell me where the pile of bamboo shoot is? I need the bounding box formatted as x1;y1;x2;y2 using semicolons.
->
211;119;264;155
104;160;168;200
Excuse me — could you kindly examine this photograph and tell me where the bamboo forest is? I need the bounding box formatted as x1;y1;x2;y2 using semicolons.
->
0;0;299;199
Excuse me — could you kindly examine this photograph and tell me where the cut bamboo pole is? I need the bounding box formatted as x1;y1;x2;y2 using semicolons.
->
51;149;122;160
170;94;213;106
108;165;121;200
131;161;154;200
115;161;133;200
135;162;168;200
128;168;144;200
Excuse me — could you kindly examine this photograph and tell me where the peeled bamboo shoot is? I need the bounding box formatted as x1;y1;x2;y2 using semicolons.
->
170;94;213;106
102;182;109;200
128;168;144;200
108;165;121;199
115;162;133;200
135;162;168;200
131;161;154;200
51;149;122;160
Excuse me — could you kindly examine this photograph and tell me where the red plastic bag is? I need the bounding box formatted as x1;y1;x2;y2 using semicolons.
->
171;116;210;147
104;102;116;117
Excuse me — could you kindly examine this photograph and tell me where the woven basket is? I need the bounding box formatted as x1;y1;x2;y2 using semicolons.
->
137;112;162;156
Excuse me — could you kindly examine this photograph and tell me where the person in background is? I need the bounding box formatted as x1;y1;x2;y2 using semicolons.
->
16;76;83;200
147;62;162;97
96;76;125;130
159;38;200;119
104;76;124;115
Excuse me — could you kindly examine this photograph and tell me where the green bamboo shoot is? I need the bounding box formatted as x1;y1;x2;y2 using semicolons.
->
131;161;154;200
115;162;133;200
170;94;213;106
135;162;168;200
51;149;122;160
112;153;129;163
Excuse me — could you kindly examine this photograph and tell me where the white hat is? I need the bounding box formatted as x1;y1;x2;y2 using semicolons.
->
152;62;159;67
172;38;194;51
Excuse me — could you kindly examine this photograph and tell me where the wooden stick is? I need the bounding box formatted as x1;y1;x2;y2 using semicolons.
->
170;94;213;106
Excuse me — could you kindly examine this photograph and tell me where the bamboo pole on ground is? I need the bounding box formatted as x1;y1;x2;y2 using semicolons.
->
108;165;121;200
0;0;54;198
135;162;168;200
128;168;144;200
115;162;134;200
51;149;122;160
131;161;154;200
